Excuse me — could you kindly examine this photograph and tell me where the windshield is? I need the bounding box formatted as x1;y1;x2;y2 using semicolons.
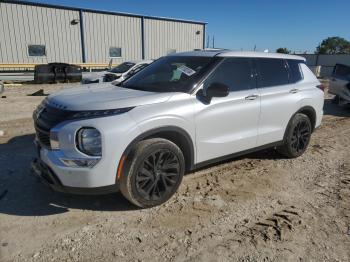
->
122;56;217;93
109;62;135;73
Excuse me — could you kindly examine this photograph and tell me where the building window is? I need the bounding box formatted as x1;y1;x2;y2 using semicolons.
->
28;45;46;56
109;47;122;58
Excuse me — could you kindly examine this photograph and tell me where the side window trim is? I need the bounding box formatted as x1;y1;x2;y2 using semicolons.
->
193;58;226;94
283;59;291;84
286;59;304;84
297;62;304;83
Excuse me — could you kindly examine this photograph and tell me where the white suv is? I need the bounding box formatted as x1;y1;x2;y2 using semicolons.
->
32;50;324;207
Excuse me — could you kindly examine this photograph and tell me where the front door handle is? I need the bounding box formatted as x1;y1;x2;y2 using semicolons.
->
245;94;259;100
289;88;299;94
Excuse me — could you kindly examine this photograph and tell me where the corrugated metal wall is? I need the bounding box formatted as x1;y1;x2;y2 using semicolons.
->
83;12;142;63
144;19;204;59
0;2;82;64
0;1;205;68
299;54;350;77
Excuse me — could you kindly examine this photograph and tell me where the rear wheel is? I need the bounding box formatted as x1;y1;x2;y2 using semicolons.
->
119;138;185;208
278;113;312;158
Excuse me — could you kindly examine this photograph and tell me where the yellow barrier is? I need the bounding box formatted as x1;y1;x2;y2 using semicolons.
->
0;63;117;69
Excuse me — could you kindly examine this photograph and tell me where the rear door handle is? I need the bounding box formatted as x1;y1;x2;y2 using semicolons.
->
245;94;259;100
289;88;299;94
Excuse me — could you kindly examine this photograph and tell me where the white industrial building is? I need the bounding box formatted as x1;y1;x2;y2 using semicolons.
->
0;1;206;68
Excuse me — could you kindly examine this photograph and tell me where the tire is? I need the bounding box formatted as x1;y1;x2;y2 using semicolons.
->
119;138;185;208
277;113;312;158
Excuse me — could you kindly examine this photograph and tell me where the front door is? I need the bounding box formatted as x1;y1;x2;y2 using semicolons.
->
194;57;260;163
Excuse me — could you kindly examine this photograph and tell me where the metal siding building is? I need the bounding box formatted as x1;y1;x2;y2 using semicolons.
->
144;19;204;59
0;1;206;68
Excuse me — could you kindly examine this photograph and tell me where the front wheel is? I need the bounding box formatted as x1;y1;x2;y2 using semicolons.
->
277;113;312;158
119;138;185;208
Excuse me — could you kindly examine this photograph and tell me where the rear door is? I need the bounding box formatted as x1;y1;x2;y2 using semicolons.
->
256;58;304;146
194;57;260;163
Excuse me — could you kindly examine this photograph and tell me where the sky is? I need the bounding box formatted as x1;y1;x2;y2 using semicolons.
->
24;0;350;53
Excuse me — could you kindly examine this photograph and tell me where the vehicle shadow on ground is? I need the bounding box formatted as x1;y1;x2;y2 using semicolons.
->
0;134;138;217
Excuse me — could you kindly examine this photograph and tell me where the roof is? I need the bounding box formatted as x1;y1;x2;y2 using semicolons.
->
170;50;224;57
1;0;207;25
170;50;306;60
219;51;306;60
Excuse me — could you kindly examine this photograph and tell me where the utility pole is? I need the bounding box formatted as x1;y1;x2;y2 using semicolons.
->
206;35;210;48
212;36;215;48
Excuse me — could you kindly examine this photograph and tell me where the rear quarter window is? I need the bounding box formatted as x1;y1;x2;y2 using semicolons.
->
287;59;304;83
256;58;289;88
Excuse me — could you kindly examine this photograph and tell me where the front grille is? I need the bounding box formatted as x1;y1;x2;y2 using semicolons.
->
33;102;74;148
36;127;51;147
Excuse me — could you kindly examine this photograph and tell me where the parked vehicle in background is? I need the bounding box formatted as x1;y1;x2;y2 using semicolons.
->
111;62;152;85
82;60;153;84
329;63;350;105
32;50;324;208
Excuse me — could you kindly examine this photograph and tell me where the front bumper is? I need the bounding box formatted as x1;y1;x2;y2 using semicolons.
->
31;158;119;195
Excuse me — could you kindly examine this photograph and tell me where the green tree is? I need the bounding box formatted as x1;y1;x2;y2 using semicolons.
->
316;37;350;54
276;47;291;54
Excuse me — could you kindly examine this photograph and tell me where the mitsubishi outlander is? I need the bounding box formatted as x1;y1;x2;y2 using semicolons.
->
32;50;324;207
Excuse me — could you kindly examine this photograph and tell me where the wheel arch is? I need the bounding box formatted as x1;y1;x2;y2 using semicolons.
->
283;105;317;142
119;126;195;174
296;106;317;132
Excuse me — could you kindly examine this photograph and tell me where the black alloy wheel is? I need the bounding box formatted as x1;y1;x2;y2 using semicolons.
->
119;138;185;208
278;113;312;158
290;119;311;154
135;149;180;201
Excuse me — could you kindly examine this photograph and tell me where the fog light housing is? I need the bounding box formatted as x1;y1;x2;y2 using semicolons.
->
60;158;100;168
77;128;102;156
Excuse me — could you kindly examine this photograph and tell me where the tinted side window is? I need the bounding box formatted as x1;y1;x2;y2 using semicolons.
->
257;58;289;88
204;58;254;92
287;59;303;83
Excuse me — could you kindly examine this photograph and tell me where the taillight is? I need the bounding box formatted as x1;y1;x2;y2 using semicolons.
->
317;84;325;92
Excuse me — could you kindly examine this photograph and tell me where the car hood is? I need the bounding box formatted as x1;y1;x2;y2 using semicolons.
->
47;83;173;111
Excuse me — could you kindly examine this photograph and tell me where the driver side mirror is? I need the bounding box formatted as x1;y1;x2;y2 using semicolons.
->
206;82;229;98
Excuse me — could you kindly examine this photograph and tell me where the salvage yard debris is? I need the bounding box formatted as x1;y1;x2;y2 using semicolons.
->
27;89;48;97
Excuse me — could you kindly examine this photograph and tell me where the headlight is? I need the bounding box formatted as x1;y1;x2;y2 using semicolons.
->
76;128;102;156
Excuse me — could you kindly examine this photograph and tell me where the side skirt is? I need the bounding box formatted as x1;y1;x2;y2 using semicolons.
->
193;141;283;170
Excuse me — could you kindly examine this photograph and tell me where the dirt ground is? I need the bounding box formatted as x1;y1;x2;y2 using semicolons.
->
0;83;350;262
